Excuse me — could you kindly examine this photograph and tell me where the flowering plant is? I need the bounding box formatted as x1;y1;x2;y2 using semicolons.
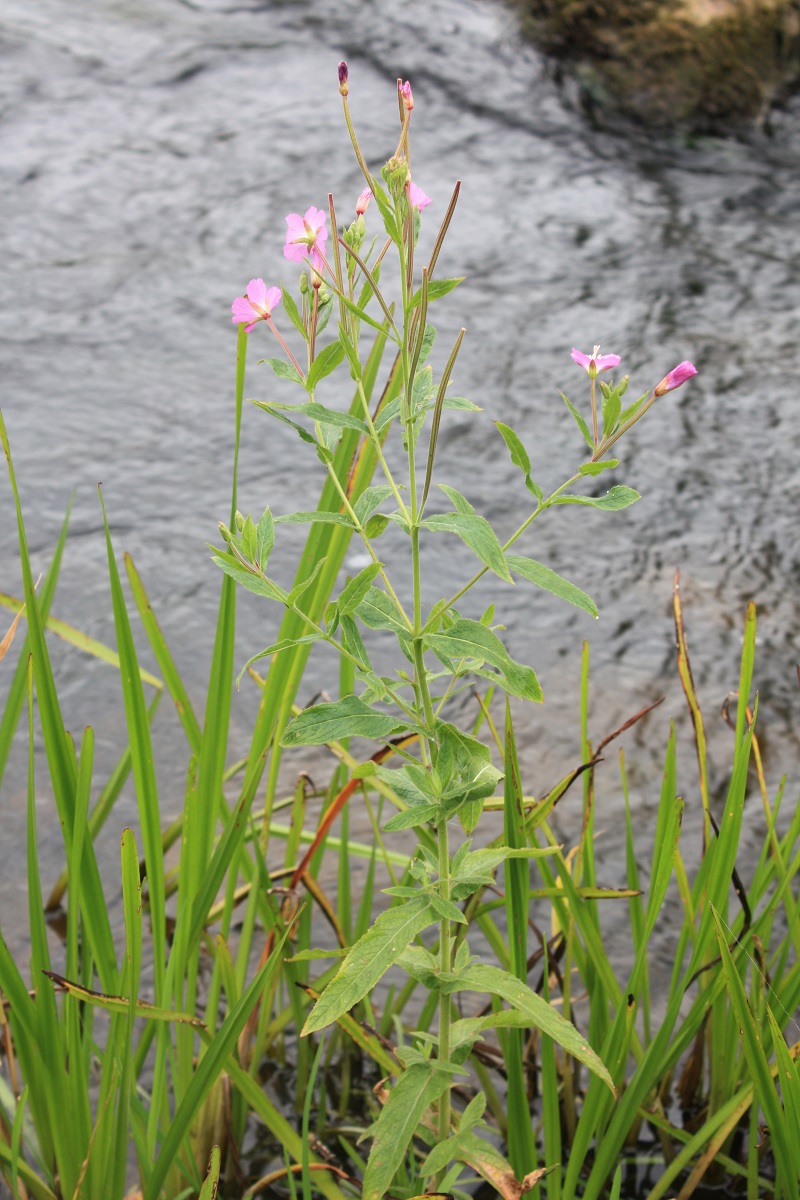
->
218;65;696;1199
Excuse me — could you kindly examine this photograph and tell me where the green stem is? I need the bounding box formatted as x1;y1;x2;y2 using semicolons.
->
436;817;452;1160
426;470;583;626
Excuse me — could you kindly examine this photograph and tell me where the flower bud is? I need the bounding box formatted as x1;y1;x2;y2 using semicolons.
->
338;61;349;97
218;522;233;544
234;510;245;531
299;271;309;295
654;361;698;397
382;155;410;202
398;79;414;111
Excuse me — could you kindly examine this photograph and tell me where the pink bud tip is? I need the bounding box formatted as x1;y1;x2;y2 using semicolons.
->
399;79;414;110
338;61;349;95
654;361;698;396
356;187;372;216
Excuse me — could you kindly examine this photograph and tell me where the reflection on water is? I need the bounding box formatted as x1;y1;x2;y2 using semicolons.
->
1;0;799;958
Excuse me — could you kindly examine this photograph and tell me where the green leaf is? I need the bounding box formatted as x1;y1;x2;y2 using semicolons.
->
281;285;309;341
424;618;542;702
561;391;593;449
420;1093;486;1176
383;804;439;831
339;614;372;671
251;401;319;444
448;963;614;1091
361;1063;452;1200
553;485;640;511
275;511;354;527
619;388;651;426
256;507;275;567
579;459;619;477
494;421;531;476
437;483;474;516
428;893;467;924
303;896;437;1034
353;485;394;525
236;634;324;685
287;402;368;435
198;1145;221;1200
357;587;409;634
260;356;305;384
281;694;412;748
602;389;621;438
423;512;513;583
339;327;362;380
506;555;597;618
368;179;400;244
307;340;345;391
338;563;383;615
212;554;285;602
409;276;464;308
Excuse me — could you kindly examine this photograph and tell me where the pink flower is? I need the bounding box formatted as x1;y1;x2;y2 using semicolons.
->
654;360;698;396
284;206;328;271
409;181;431;211
399;79;414;110
231;278;282;333
356;187;372;216
571;346;621;377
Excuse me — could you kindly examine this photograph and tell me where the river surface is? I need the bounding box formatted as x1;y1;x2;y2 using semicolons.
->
1;0;800;1081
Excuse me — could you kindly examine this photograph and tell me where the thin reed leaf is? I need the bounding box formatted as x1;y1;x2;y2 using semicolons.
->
0;497;71;789
0;413;117;989
502;700;538;1179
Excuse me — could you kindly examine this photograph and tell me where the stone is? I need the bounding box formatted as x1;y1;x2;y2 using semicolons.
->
518;0;800;133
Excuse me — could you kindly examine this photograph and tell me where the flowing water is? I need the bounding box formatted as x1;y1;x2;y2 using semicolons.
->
1;0;800;1173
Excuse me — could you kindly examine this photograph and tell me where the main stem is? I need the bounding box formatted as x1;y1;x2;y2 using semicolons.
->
398;197;453;1166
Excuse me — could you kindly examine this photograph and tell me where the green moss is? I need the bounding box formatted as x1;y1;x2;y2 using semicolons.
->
519;0;800;132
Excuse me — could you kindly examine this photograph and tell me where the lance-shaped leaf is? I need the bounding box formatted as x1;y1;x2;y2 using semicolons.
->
357;586;409;634
424;618;542;702
506;555;597;618
259;356;305;384
302;896;436;1034
274;511;354;527
281;694;413;748
256;507;275;567
561;391;593;448
353;484;395;525
212;553;286;602
422;512;513;583
361;1062;452;1200
307;341;345;391
553;486;640;511
281;285;308;342
444;962;614;1091
338;563;383;615
494;421;543;501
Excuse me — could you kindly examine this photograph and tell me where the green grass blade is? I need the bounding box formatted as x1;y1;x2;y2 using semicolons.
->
711;906;798;1190
0;497;72;789
143;925;291;1200
100;491;166;1001
502;700;538;1179
0;412;117;990
125;553;201;753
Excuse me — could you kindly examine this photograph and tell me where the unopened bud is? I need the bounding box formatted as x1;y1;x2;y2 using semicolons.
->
398;79;414;111
218;522;233;544
234;510;245;532
654;361;698;397
618;374;630;397
338;61;349;97
381;154;410;202
299;271;309;295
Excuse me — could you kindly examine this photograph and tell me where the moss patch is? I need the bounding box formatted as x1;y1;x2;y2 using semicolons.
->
519;0;800;133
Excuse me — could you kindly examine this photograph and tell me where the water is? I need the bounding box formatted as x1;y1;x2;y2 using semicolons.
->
1;0;799;1009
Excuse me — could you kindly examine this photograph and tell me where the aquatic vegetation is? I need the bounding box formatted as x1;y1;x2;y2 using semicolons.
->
0;52;797;1200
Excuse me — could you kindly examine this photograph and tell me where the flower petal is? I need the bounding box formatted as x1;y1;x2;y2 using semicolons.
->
593;353;621;371
571;347;592;370
232;296;258;325
654;361;697;396
246;278;268;310
409;181;431;210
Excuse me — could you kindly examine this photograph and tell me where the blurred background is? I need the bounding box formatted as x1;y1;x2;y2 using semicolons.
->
2;0;800;966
